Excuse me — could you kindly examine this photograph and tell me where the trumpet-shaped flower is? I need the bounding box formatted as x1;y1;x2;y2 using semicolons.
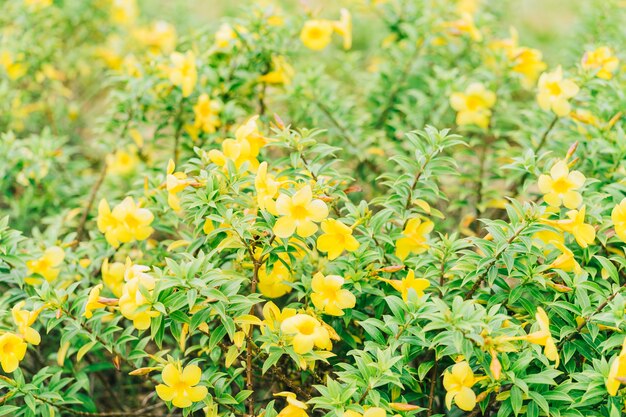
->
110;0;137;26
333;9;352;50
543;206;595;248
548;241;582;275
381;270;430;301
214;23;238;49
343;408;386;417
255;162;279;213
258;256;294;298
168;51;197;97
310;273;356;316
537;160;585;209
133;21;177;55
316;219;359;260
0;332;27;373
102;258;126;297
106;146;139;176
97;197;154;248
443;361;477;411
442;13;482;42
537;67;579;117
611;198;626;243
12;302;43;345
166;159;193;211
395;217;433;260
119;264;159;330
156;363;208;408
25;246;65;285
582;47;619;80
193;93;221;133
607;338;626;395
280;314;331;354
273;186;329;238
259;56;295;85
511;47;546;88
450;83;496;128
300;20;334;51
84;284;106;319
275;392;308;417
523;307;559;366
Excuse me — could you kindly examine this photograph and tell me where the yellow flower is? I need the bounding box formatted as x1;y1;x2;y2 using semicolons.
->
310;272;356;316
168;51;197;98
332;9;352;50
275;392;308;417
537;159;585;209
156;363;208;408
343;408;386;417
84;284;106;319
193;93;221;134
395;217;433;260
97;197;154;248
381;270;430;301
235;115;268;156
522;307;559;366
273;185;329;238
106;146;139;176
0;51;27;80
0;332;27;373
255;161;279;213
26;246;65;285
543;206;595;248
258;256;294;298
612;198;626;242
443;361;476;411
102;258;126;297
442;13;482;42
300;20;334;51
456;0;480;15
214;23;238;49
607;338;626;396
548;241;582;275
12;302;43;345
166;159;193;212
133;21;177;55
537;66;579;117
316;219;359;260
110;0;137;26
450;83;496;128
262;301;297;332
208;116;267;172
582;47;619;80
119;263;159;330
259;56;295;85
24;0;53;10
280;314;331;354
511;47;546;88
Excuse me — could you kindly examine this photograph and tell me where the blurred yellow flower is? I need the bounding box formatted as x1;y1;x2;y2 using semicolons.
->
612;198;626;242
544;206;595;248
106;146;139;176
0;51;27;80
280;314;331;354
607;338;626;396
110;0;137;26
275;392;308;417
443;361;476;411
582;47;619;80
26;246;65;285
193;93;221;133
273;185;329;238
537;159;585;209
333;9;352;50
259;56;294;85
133;21;177;55
24;0;53;10
214;23;238;49
316;219;359;260
258;256;294;298
156;363;208;408
442;13;482;42
166;159;192;212
300;20;334;51
0;332;27;373
450;82;496;128
255;161;279;214
511;47;546;88
395;217;433;260
310;272;356;316
102;258;126;297
168;51;197;97
537;67;579;117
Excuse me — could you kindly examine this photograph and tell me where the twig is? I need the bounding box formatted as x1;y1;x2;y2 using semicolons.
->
426;360;438;416
75;162;108;245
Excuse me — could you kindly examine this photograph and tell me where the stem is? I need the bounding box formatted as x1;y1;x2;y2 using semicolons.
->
74;162;108;245
311;98;357;148
426;360;438;416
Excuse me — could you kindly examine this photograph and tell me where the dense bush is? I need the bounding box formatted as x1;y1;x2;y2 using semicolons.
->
1;0;626;416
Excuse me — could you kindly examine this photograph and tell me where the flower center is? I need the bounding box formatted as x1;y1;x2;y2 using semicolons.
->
551;177;571;194
298;321;316;335
290;204;309;221
546;81;562;96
